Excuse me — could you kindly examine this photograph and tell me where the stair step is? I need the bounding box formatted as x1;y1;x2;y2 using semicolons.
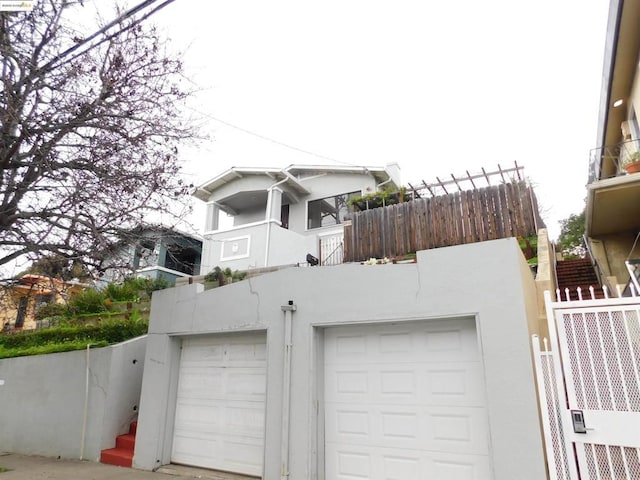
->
115;433;136;451
100;448;133;468
555;258;603;300
100;421;137;468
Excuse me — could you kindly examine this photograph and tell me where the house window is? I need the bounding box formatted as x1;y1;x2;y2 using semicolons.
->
15;297;28;328
134;239;158;269
280;204;290;229
629;106;640;140
307;191;359;229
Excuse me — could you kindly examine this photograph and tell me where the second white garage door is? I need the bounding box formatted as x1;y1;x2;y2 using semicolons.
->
172;333;266;476
324;319;491;480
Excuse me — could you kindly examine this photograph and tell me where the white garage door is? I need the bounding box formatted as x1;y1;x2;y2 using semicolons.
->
324;319;491;480
172;333;266;476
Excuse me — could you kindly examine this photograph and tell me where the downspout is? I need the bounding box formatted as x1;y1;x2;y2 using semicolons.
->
80;344;93;460
264;178;288;267
376;177;393;190
280;300;296;480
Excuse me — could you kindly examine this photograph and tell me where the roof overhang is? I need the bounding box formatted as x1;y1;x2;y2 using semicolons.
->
586;173;640;236
284;164;394;184
193;167;310;202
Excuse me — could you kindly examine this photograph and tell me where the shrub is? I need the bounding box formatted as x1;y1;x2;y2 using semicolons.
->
105;279;140;302
34;301;68;321
67;288;108;316
0;317;148;354
204;267;246;286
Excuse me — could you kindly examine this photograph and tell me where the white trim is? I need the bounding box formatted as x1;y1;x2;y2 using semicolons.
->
204;219;270;236
204;218;284;237
136;266;190;277
317;228;344;238
220;235;251;261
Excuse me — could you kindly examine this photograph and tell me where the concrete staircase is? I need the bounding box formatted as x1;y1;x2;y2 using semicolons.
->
556;258;605;300
100;421;137;468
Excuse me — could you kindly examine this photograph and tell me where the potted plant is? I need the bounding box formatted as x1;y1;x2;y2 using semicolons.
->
623;150;640;173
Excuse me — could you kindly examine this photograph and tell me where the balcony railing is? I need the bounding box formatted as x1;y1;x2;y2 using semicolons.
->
589;138;640;183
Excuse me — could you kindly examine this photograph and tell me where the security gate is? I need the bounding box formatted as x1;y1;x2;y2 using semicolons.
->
534;291;640;479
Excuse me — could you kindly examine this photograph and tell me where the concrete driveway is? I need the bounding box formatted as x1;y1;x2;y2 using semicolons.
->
0;454;256;480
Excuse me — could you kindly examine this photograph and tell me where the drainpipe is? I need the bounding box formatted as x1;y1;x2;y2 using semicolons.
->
376;177;393;190
80;344;93;460
280;300;296;480
264;178;288;267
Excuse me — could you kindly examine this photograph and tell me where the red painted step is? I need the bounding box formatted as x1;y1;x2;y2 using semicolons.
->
100;421;137;468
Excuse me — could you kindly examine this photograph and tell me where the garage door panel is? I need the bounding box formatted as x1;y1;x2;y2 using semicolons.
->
325;319;480;365
326;404;489;455
178;367;266;402
326;362;485;407
172;333;266;476
325;442;491;480
325;321;490;480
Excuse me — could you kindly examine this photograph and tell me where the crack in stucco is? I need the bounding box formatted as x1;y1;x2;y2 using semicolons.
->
247;275;261;321
90;369;107;397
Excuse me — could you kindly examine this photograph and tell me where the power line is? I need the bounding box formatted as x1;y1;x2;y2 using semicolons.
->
188;106;362;168
24;0;177;82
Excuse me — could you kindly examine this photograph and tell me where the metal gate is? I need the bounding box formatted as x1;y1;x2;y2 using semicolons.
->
534;290;640;479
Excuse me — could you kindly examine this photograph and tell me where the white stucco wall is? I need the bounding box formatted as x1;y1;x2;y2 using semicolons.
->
287;172;377;234
0;336;146;461
135;238;545;479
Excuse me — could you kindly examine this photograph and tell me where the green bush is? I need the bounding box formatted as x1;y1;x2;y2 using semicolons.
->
0;317;148;357
34;301;68;321
204;267;246;286
141;276;169;296
105;278;140;302
67;288;108;316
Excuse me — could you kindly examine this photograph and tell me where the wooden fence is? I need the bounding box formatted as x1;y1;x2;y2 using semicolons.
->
343;181;539;262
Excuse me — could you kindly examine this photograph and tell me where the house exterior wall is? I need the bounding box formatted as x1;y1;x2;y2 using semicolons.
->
200;172;383;272
233;205;267;226
0;336;146;461
134;238;546;479
287;172;378;234
0;277;85;331
203;176;279;205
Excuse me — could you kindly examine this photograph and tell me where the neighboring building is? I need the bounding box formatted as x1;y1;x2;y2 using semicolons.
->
0;275;85;331
586;0;640;294
134;239;546;479
193;164;401;273
102;227;202;286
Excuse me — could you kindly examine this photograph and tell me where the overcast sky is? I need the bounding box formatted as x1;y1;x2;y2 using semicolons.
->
149;0;611;239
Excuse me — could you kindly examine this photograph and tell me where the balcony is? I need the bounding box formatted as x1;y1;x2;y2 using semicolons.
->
589;138;640;182
587;139;640;238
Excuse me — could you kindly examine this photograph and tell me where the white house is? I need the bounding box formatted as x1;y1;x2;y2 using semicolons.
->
193;164;401;273
133;238;546;479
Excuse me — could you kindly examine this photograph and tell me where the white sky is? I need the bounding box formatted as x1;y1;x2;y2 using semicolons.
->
150;0;610;240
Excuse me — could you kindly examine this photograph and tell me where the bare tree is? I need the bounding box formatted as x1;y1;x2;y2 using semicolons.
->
0;0;195;276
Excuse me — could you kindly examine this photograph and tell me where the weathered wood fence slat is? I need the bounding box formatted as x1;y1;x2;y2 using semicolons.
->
343;181;539;262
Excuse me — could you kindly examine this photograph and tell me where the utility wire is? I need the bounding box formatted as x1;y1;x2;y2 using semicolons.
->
48;0;177;72
188;106;362;168
26;0;176;81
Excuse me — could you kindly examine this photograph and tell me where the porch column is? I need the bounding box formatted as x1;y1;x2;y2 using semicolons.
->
264;187;283;268
265;187;283;223
205;202;221;231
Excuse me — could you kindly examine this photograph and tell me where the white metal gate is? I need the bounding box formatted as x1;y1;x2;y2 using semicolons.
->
534;290;640;479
